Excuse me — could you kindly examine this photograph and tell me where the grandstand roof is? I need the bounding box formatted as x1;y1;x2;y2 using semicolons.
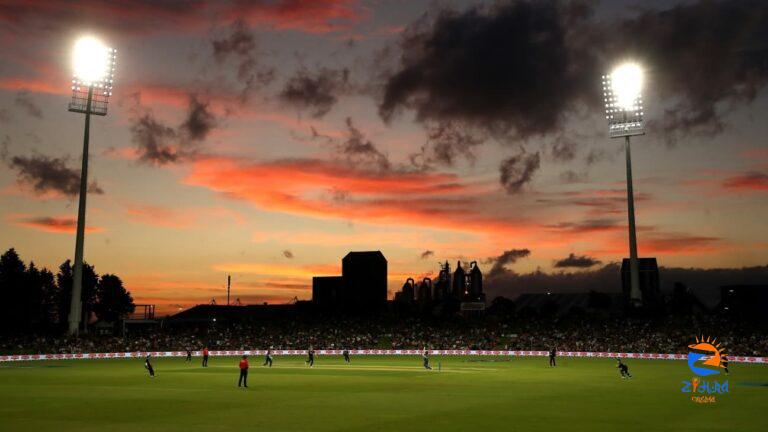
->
166;304;300;323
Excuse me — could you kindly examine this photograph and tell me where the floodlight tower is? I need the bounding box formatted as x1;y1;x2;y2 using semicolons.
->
67;36;116;335
602;63;644;306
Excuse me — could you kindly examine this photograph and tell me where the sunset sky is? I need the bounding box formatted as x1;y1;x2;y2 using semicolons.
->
1;0;767;314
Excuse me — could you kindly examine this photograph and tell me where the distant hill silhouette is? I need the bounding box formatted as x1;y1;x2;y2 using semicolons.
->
486;263;768;307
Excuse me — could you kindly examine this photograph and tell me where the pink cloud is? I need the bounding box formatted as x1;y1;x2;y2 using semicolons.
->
722;172;768;192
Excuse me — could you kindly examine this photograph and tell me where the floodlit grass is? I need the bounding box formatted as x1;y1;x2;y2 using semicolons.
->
0;355;766;431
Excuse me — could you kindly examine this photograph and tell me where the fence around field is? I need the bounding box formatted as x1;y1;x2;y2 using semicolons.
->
0;349;765;363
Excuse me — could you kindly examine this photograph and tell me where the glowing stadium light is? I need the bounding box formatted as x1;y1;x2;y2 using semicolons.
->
66;35;117;336
610;63;643;111
601;61;647;306
72;36;113;85
69;36;116;116
602;63;644;138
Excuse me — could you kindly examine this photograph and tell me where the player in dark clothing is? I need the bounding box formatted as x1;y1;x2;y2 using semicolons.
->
238;355;249;388
306;347;315;367
549;348;557;367
422;348;432;370
263;348;273;367
343;349;350;364
145;354;155;378
202;347;209;367
185;348;192;363
722;356;729;375
617;359;632;378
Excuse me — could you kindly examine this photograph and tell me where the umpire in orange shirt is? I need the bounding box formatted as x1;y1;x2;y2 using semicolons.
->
238;355;249;388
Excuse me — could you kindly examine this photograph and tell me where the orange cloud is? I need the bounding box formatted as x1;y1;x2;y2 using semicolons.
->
123;272;315;315
251;229;481;250
0;76;68;95
212;262;339;278
10;215;105;234
125;203;245;230
596;232;725;256
184;156;532;236
641;235;723;254
117;81;342;138
542;219;624;235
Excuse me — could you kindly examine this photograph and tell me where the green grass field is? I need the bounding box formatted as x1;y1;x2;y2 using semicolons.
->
1;355;766;431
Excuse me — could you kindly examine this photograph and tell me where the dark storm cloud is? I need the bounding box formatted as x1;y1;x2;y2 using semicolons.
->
378;0;598;139
130;94;217;166
559;170;588;184
279;67;349;118
613;0;768;139
7;154;103;197
130;114;180;165
420;250;435;260
179;96;216;141
550;136;577;162
312;118;391;171
339;118;390;170
486;248;531;277
0;135;9;159
409;122;486;169
212;19;256;61
211;19;275;101
14;91;43;119
380;0;768;145
499;151;540;194
584;148;612;166
554;253;602;268
282;250;294;259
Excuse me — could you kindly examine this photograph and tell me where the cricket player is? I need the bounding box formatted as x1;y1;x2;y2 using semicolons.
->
306;347;315;367
145;354;155;378
263;348;273;367
238;355;249;388
422;348;432;370
617;358;632;378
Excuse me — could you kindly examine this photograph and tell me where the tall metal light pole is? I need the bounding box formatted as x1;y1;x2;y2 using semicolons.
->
602;63;644;305
67;36;116;335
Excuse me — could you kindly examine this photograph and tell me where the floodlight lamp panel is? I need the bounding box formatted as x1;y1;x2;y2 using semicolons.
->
72;36;116;88
609;63;643;111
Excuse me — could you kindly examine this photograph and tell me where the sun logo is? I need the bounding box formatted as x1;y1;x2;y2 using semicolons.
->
687;335;727;377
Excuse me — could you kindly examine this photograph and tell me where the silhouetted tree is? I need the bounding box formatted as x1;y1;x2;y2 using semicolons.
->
22;262;44;329
94;274;135;322
0;248;133;333
0;248;27;332
56;260;98;329
38;267;59;327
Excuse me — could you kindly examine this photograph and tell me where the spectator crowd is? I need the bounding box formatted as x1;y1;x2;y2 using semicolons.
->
2;315;766;357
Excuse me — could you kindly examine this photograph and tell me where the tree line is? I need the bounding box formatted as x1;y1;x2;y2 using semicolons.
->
0;248;135;334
